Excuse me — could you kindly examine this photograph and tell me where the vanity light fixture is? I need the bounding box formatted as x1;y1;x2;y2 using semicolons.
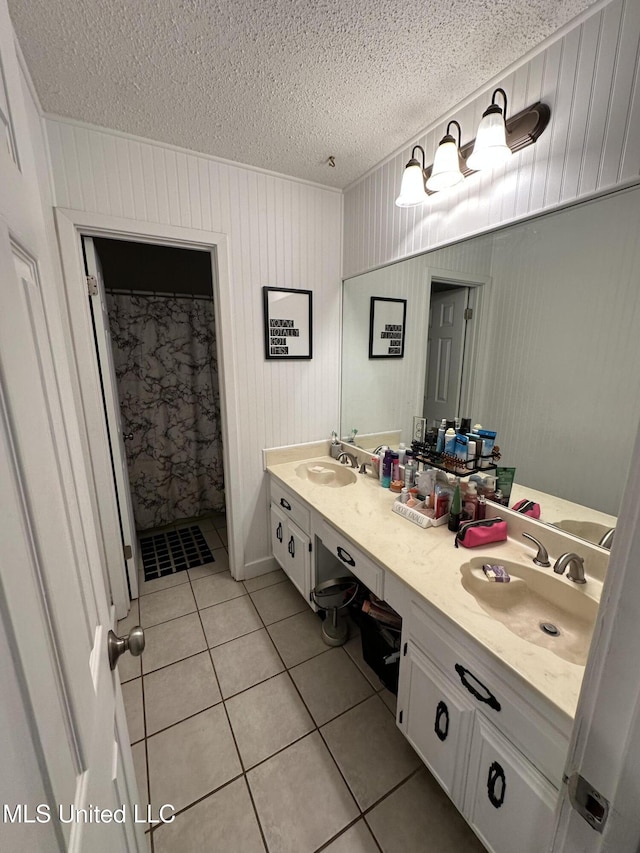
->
394;92;550;207
466;88;511;171
426;120;464;192
395;145;429;207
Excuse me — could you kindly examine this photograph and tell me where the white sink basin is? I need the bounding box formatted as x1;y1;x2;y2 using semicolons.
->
460;557;598;665
295;461;357;488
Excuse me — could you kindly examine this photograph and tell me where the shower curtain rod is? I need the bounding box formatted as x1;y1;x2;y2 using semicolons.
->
105;287;212;301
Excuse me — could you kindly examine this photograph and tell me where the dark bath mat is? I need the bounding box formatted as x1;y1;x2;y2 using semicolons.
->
140;525;214;581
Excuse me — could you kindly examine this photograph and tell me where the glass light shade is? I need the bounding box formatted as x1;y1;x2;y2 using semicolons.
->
467;110;512;171
426;138;464;192
395;161;428;207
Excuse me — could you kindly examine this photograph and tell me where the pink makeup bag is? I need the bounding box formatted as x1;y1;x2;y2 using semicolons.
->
454;518;508;548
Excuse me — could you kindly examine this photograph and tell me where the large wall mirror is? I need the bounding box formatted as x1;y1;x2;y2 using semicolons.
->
341;183;640;528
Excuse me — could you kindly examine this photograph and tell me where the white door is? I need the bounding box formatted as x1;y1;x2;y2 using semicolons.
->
83;236;140;598
0;4;145;850
424;286;469;423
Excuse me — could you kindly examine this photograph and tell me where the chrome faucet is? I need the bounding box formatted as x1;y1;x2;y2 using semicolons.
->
553;553;586;584
522;532;551;567
337;451;358;468
598;528;615;549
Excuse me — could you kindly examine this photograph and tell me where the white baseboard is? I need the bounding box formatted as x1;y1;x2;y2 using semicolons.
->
238;555;279;581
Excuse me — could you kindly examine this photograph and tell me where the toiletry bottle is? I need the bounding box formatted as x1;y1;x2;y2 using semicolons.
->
381;449;392;488
330;431;341;459
448;480;462;532
378;447;388;484
477;494;487;520
391;452;400;482
463;482;478;522
436;419;447;453
404;455;417;488
400;487;409;504
398;443;406;465
444;428;457;455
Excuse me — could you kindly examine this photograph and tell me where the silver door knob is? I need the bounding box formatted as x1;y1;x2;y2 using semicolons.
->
108;626;145;670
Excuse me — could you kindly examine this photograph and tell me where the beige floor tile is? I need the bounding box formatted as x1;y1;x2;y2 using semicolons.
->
152;777;265;853
226;672;314;769
144;652;221;735
210;629;284;699
290;647;374;726
243;568;287;593
250;579;307;625
119;643;142;683
122;678;145;743
199;527;224;550
218;527;228;546
138;570;190;597
380;688;398;717
366;768;487;853
211;512;227;530
321;695;420;810
187;547;229;580
117;599;140;635
200;596;262;647
147;705;241;814
139;583;196;628
131;741;148;812
142;613;207;674
191;570;246;609
248;732;358;853
323;820;379;853
267;610;327;667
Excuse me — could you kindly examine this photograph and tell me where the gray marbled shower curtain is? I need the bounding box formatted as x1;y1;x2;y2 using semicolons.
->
106;293;225;531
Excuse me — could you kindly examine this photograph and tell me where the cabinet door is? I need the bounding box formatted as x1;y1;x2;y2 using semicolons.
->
465;716;558;853
283;520;311;603
398;641;474;809
270;504;288;569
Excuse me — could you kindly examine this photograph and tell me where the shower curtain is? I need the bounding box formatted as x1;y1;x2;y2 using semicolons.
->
106;293;225;531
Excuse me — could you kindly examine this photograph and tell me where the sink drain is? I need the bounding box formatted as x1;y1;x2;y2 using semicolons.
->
540;622;560;637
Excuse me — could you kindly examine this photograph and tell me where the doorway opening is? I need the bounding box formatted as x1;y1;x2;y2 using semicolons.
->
85;236;227;588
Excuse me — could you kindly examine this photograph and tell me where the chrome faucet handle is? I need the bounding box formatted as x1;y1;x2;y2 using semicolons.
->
337;451;358;468
598;528;615;549
553;553;586;584
358;461;369;474
522;532;551;567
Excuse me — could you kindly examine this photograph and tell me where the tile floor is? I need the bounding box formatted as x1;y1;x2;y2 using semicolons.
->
119;513;486;853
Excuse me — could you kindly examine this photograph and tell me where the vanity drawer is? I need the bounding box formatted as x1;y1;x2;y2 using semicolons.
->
269;480;310;533
317;519;384;599
407;598;569;787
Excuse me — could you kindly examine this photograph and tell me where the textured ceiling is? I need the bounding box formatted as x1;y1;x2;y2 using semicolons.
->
9;0;597;188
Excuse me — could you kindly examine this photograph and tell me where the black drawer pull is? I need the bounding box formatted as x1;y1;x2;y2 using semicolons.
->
280;498;292;511
434;700;449;742
276;522;283;543
288;536;295;558
454;664;501;712
487;761;506;808
336;546;355;566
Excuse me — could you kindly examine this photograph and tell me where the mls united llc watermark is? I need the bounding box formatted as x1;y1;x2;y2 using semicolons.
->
3;804;175;825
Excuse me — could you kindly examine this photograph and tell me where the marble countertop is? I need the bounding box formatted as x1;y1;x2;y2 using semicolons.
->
267;453;605;722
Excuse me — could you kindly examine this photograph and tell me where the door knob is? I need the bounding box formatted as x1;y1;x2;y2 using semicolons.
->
122;432;134;441
108;626;145;670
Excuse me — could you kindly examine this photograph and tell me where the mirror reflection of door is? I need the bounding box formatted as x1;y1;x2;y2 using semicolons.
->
424;283;470;424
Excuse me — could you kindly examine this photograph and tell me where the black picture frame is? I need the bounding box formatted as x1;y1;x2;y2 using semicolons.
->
369;297;407;358
263;286;313;360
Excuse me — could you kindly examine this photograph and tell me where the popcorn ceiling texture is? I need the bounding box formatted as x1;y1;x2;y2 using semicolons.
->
9;0;597;188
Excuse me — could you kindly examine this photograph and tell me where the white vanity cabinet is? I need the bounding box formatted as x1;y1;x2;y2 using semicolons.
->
397;598;566;853
269;481;312;603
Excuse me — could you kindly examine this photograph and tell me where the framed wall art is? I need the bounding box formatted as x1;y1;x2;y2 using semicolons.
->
369;296;407;358
262;287;313;360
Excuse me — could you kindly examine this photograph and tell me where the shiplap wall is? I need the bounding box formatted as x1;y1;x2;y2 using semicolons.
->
45;118;343;575
343;0;640;278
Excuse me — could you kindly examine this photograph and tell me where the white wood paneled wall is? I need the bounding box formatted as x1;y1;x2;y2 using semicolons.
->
45;118;343;575
343;0;640;279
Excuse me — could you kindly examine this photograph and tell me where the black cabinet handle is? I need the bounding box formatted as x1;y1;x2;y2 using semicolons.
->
434;700;449;742
288;536;295;558
487;761;506;808
454;664;501;712
336;546;355;566
280;498;292;511
276;522;283;543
